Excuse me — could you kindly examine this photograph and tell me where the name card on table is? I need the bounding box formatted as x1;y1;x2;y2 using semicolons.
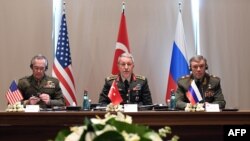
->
124;104;138;112
25;105;40;112
205;103;220;112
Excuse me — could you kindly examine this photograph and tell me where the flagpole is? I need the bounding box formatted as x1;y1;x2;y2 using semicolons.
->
63;0;66;14
52;0;63;58
122;1;125;13
191;0;200;55
191;0;198;55
178;2;182;13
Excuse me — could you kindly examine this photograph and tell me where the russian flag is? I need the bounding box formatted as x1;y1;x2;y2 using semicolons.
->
165;10;190;101
186;80;203;105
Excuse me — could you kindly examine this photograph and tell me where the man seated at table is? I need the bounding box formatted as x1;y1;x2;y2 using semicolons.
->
98;53;153;106
18;54;65;108
175;55;226;110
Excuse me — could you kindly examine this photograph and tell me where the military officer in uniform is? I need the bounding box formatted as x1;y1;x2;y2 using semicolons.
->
18;54;65;108
175;55;226;110
99;53;153;105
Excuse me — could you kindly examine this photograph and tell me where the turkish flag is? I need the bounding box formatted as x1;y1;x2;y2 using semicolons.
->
111;9;130;75
108;81;123;105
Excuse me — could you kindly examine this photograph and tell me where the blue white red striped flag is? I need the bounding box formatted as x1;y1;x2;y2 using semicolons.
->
52;11;77;106
165;10;190;101
186;80;203;105
111;2;130;75
5;80;23;105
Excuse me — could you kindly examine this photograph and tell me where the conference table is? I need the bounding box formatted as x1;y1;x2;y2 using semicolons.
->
0;110;249;141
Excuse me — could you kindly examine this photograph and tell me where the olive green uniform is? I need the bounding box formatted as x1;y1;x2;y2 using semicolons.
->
176;73;226;110
18;75;65;108
99;74;153;105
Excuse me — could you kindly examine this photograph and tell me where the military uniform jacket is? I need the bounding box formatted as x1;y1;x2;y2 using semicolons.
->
175;73;226;110
99;74;153;105
18;75;65;108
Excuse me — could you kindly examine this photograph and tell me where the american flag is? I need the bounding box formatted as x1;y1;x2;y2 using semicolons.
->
6;80;23;105
52;13;77;106
111;2;130;75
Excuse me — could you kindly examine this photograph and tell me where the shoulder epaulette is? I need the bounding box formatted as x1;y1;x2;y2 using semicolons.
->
106;75;118;81
210;74;220;80
136;75;146;80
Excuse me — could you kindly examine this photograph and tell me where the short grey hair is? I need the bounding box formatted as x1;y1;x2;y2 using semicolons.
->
30;54;48;70
189;55;207;67
118;52;135;63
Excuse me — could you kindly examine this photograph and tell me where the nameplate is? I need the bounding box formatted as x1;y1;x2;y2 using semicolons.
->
124;104;138;112
25;105;40;112
205;103;220;112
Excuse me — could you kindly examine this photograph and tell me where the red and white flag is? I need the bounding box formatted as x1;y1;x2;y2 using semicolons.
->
52;7;77;106
6;80;23;105
111;2;130;75
108;81;123;105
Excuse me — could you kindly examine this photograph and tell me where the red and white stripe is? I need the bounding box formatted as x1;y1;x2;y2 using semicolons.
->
52;58;76;106
6;89;23;105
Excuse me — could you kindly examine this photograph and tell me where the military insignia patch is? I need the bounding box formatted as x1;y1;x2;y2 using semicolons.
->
133;84;141;91
44;81;55;88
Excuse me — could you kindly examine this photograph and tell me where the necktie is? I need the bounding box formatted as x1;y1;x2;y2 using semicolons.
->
124;80;129;93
